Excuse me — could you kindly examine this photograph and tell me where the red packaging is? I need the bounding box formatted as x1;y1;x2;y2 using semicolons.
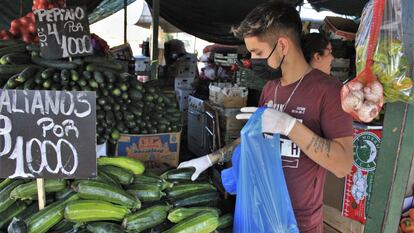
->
342;125;382;223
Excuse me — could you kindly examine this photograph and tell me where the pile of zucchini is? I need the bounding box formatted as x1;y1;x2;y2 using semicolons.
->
0;157;233;233
0;39;183;145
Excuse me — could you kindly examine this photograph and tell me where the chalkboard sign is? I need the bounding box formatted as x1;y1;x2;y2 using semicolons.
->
34;7;93;59
0;90;96;179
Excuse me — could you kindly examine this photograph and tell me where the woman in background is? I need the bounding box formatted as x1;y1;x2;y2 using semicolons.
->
302;33;334;75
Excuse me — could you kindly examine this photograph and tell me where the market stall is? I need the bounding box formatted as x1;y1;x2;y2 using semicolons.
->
0;0;413;233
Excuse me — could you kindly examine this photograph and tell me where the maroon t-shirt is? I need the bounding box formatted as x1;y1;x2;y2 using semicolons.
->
259;69;353;232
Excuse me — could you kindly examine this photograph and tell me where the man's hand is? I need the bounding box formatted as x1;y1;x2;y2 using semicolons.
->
177;155;213;181
236;107;297;136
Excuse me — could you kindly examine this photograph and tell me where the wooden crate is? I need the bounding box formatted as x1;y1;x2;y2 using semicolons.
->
324;205;365;233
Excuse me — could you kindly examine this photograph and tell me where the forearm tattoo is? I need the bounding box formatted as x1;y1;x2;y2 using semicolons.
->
306;136;332;158
208;138;241;164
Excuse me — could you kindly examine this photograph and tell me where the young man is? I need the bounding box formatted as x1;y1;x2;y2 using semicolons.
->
302;33;334;75
178;2;354;232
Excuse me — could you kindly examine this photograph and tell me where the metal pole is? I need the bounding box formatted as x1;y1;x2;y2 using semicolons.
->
124;0;127;44
151;0;159;80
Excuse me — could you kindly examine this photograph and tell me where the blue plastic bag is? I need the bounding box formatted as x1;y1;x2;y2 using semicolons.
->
222;107;299;233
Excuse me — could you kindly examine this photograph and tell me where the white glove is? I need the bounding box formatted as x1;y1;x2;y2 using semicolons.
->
177;155;213;181
236;107;297;136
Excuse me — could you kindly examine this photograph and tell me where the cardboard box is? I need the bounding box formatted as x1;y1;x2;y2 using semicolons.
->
209;83;248;108
175;76;195;90
116;131;181;167
176;88;192;112
323;16;358;41
342;125;383;223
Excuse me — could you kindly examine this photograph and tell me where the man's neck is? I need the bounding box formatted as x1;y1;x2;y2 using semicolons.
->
280;53;312;86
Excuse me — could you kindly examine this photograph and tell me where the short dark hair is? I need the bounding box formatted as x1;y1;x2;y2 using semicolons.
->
301;33;330;63
231;1;302;48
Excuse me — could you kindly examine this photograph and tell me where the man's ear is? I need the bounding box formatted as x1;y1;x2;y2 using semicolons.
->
278;37;290;56
313;53;322;62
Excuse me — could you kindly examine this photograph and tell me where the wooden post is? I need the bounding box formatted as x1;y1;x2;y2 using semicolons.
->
364;0;414;232
150;0;159;80
36;178;46;209
124;0;128;44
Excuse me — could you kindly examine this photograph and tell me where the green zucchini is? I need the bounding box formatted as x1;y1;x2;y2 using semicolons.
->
32;56;78;69
127;184;166;202
161;168;208;182
0;201;28;228
0;178;12;190
0;179;25;212
87;222;125;233
25;194;79;233
0;43;26;57
70;69;79;81
7;218;27;233
16;201;39;221
10;179;67;200
166;183;216;199
217;213;233;229
167;207;221;223
162;211;219;233
98;157;145;175
74;180;141;209
55;187;76;200
99;165;134;185
122;205;169;233
172;192;220;208
133;175;172;190
64;200;131;223
149;221;175;233
96;169;121;187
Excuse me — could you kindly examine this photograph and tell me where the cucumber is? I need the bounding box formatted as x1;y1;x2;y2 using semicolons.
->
82;70;92;80
60;69;70;82
25;43;40;52
64;200;131;223
70;69;79;81
122;205;169;233
0;180;25;212
217;213;233;229
77;78;87;87
161;168;208;182
98;157;145;175
86;222;125;233
99;165;134;185
0;39;24;47
104;71;117;83
166;183;216;199
172;192;220;208
0;43;26;57
167;207;221;223
41;67;55;79
10;179;67;200
93;71;105;84
162;211;219;233
133;175;172;190
127;184;166;202
0;65;32;75
16;66;38;83
42;79;53;89
25;194;79;233
0;201;28;229
23;77;35;89
74;180;141;209
0;53;31;65
32;56;78;69
86;63;120;73
88;79;99;89
84;56;123;70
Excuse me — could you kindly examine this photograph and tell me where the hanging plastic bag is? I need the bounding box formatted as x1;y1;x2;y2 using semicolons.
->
341;0;386;123
371;0;414;103
224;107;298;233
